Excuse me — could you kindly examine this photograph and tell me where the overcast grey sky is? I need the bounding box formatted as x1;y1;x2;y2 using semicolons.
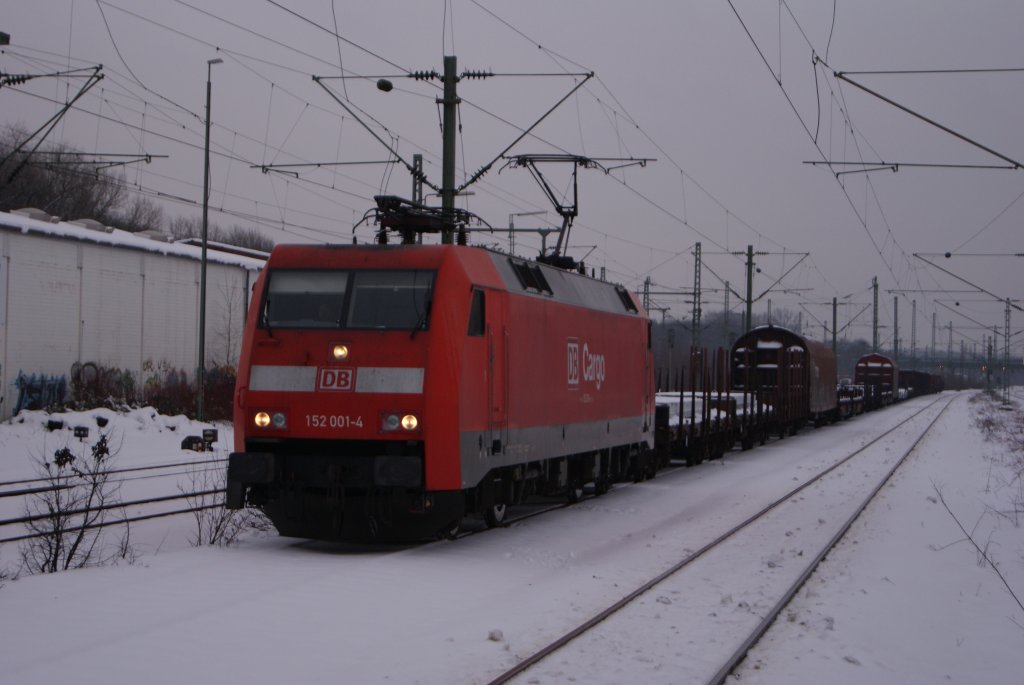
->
3;1;1022;355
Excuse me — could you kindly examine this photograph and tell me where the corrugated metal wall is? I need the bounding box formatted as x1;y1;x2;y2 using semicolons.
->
0;226;262;420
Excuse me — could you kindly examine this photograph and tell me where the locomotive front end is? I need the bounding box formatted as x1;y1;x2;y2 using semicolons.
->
227;246;461;541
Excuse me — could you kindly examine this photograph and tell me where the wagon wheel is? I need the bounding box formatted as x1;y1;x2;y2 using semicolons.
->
483;503;507;528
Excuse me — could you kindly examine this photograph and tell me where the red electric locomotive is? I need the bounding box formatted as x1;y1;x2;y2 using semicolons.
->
227;239;654;541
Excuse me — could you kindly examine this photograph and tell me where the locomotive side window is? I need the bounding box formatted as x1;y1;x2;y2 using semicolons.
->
467;289;485;336
346;270;434;330
263;270;349;328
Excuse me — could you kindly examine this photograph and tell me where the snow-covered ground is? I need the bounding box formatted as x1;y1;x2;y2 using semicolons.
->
0;391;1021;684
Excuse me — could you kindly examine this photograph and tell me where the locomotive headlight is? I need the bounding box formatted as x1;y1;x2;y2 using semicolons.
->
254;411;286;429
332;344;349;361
382;412;420;432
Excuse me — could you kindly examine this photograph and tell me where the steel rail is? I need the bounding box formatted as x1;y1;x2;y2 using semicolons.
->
708;394;955;684
0;456;227;496
485;394;948;685
0;488;225;529
458;463;689;539
0;502;225;545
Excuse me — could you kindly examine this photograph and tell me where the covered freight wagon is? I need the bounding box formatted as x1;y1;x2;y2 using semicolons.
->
854;352;898;410
730;325;837;434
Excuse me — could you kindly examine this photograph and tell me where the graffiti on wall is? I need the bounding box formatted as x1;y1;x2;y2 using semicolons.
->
14;371;68;414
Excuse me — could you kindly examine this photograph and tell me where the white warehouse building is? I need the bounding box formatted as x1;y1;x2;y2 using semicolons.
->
0;208;266;421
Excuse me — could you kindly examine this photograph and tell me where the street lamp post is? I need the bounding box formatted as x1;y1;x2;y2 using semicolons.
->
198;57;222;422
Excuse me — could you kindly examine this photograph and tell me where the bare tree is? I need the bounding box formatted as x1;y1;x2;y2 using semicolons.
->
115;195;165;233
168;214;274;252
223;225;274;252
0;124;126;223
213;280;245;368
167;214;202;241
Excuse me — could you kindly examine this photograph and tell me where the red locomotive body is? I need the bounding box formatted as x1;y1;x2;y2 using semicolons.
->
730;325;838;433
854;352;898;409
227;243;654;540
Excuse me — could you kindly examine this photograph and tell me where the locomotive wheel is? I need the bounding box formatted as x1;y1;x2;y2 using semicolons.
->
567;484;585;503
439;518;461;540
484;503;507;528
645;460;658;480
594;478;610;496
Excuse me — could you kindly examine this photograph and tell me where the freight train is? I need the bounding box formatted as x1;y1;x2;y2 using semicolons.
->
651;336;943;471
227;234;943;542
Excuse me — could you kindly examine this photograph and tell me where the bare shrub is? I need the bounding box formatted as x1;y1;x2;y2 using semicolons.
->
970;393;1024;528
142;359;194;417
140;360;234;420
70;362;139;410
18;432;134;574
181;463;270;547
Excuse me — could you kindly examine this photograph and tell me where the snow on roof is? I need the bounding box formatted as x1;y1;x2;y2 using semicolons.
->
0;208;267;271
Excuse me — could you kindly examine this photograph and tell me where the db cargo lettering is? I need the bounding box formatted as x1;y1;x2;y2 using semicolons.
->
582;343;606;390
567;338;605;390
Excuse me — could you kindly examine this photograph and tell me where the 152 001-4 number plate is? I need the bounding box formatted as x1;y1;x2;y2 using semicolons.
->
306;414;364;429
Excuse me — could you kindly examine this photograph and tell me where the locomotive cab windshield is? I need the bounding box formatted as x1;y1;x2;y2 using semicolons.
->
261;268;435;330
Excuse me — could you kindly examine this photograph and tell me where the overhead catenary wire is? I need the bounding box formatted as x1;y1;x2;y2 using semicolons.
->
723;2;1011;342
10;3;787;290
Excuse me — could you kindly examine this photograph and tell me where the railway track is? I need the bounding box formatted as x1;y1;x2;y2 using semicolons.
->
456;462;690;539
0;455;229;545
0;456;227;494
485;393;955;685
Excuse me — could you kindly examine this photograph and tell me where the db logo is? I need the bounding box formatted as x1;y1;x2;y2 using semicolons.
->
567;339;580;387
318;367;354;392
